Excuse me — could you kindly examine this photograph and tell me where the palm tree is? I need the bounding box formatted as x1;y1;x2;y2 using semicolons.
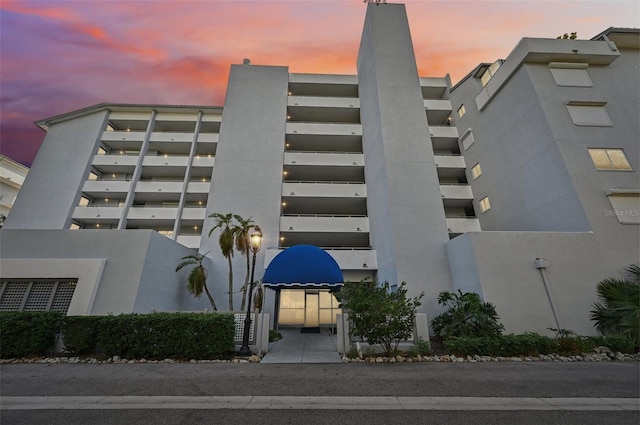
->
209;212;238;310
590;264;639;348
175;252;217;311
233;214;257;311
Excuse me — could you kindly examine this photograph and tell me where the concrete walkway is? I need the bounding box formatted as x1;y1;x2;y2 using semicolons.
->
260;327;342;364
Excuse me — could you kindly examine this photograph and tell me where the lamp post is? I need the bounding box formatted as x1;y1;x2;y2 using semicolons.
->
238;226;262;356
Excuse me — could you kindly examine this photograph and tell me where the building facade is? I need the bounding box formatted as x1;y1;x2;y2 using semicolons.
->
0;155;29;221
1;4;638;336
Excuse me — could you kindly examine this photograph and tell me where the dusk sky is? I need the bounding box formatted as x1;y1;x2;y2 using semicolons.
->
1;0;638;166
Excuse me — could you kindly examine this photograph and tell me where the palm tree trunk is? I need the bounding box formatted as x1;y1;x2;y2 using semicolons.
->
227;256;234;310
240;250;250;311
203;283;218;311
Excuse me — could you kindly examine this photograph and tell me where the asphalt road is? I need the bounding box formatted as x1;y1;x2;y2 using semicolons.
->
1;362;638;425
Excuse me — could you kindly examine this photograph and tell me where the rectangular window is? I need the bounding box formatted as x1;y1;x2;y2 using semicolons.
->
607;193;640;224
460;130;475;151
566;102;612;126
588;148;632;170
471;163;482;180
548;63;592;87
479;196;491;213
457;104;466;119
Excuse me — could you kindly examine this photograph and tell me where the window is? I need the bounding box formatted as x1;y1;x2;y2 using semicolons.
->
457;104;466;119
566;102;612;126
548;63;592;87
588;148;632;170
606;192;640;224
479;61;502;87
88;171;99;181
471;163;482;180
479;196;491;213
460;129;475;151
97;146;108;155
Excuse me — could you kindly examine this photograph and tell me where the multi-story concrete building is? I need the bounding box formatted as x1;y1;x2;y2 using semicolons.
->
0;155;29;221
1;3;637;337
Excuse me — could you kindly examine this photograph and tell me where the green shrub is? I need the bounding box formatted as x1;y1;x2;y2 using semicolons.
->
336;281;423;356
0;311;63;358
586;335;637;354
95;313;235;359
269;330;282;342
431;290;504;339
408;338;432;357
444;334;558;357
61;316;103;355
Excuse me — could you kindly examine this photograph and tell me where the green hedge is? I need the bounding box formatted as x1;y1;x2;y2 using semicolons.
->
444;333;638;357
1;312;235;360
0;311;64;358
63;313;235;360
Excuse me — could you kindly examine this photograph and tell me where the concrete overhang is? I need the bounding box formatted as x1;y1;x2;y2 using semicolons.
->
34;103;224;131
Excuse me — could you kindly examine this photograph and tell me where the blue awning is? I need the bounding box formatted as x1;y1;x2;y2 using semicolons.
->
262;245;343;289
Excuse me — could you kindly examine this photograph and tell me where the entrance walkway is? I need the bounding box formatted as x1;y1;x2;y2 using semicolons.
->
260;328;342;364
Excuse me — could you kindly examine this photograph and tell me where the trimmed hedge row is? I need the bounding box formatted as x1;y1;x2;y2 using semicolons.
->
1;312;235;360
444;333;637;357
0;311;64;358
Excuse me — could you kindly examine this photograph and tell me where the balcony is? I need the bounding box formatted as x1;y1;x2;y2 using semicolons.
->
284;152;363;167
186;182;211;193
127;207;178;220
102;131;145;143
82;180;131;196
72;206;123;221
135;181;183;194
264;247;377;270
92;155;138;174
176;235;201;249
280;215;368;233
420;77;448;99
424;99;452;125
192;156;215;168
434;155;466;169
283;182;366;198
440;184;474;200
149;132;194;142
197;133;218;143
429;126;459;152
181;208;206;220
446;217;481;235
142;156;189;167
286;122;362;137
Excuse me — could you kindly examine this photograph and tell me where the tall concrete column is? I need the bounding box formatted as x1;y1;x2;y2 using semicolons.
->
357;4;453;311
200;63;288;310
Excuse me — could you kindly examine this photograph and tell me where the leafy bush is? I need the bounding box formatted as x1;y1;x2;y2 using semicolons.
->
336;281;423;356
444;334;556;357
60;313;234;359
590;264;639;349
586;335;637;354
0;311;63;358
61;316;103;355
408;338;432;357
431;290;504;339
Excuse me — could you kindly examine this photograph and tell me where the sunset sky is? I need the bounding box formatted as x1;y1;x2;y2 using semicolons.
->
1;0;638;166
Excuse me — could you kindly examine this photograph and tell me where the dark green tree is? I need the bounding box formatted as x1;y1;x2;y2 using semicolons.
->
233;214;257;311
336;281;423;356
208;212;238;310
430;290;504;340
590;264;639;348
175;252;217;311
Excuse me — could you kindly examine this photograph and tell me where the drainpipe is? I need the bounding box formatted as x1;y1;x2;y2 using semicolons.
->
534;258;561;330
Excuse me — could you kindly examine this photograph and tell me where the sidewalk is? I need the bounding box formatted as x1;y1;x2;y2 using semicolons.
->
260;328;342;363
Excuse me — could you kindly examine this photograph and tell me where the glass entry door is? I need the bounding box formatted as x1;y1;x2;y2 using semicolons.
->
304;293;319;327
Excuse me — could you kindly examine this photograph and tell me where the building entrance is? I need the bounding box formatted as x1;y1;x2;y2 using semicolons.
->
278;289;340;328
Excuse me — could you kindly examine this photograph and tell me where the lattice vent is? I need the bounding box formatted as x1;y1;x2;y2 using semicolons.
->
23;281;56;311
0;282;29;311
233;313;255;343
51;281;77;312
